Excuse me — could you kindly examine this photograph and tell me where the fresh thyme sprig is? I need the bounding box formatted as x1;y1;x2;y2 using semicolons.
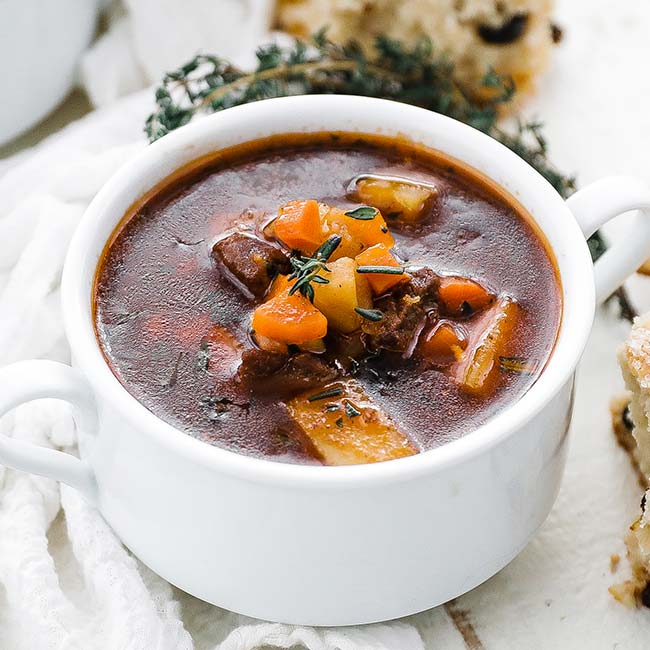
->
287;234;341;302
356;265;404;275
345;206;379;220
144;32;636;321
144;32;574;198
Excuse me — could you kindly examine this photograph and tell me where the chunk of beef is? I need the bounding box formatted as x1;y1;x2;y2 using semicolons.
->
362;268;439;355
238;349;338;397
212;232;290;298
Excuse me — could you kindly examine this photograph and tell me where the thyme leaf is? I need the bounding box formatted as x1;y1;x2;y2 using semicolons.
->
344;402;362;418
355;307;384;322
288;234;341;301
499;356;538;375
356;265;404;275
307;386;344;402
345;206;378;220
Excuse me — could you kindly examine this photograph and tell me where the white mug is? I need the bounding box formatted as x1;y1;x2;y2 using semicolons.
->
1;96;649;626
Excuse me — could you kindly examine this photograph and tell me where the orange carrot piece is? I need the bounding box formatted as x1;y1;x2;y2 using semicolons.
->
323;205;394;252
272;200;323;254
252;290;327;344
438;277;493;316
421;322;467;364
355;244;408;295
267;273;293;299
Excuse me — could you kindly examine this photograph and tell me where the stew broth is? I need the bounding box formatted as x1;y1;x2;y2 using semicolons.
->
94;132;561;465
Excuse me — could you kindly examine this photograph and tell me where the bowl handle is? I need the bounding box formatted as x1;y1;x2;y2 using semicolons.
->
566;176;650;304
0;360;97;503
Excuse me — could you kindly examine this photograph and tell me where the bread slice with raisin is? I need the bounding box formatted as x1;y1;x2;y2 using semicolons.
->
276;0;558;97
613;313;650;606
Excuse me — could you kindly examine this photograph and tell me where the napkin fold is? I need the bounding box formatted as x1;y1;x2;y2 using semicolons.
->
81;0;274;108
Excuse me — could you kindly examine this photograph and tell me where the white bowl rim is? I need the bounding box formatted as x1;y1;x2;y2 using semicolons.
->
61;95;595;489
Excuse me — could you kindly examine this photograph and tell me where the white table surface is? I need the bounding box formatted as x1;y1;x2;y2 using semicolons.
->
414;1;650;646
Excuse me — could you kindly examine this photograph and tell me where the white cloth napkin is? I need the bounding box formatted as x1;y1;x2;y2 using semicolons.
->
0;91;433;649
81;0;274;108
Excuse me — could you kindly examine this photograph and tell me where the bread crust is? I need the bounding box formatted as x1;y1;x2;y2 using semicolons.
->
276;0;556;96
613;314;650;606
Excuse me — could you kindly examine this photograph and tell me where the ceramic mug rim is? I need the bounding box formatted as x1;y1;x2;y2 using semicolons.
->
61;95;595;488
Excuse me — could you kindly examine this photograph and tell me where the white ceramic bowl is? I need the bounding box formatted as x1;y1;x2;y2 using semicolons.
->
0;0;98;145
1;96;650;625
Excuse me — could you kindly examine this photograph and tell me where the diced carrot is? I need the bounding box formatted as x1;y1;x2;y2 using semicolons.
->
355;244;408;295
267;273;293;299
322;205;394;255
272;200;323;254
421;322;467;364
252;290;327;344
438;277;494;316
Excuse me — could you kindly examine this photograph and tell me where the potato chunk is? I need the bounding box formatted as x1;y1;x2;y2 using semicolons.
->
454;296;520;396
355;177;437;223
312;257;372;333
287;381;418;465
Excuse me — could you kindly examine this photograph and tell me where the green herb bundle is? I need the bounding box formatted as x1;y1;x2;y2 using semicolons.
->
145;31;574;198
144;32;634;319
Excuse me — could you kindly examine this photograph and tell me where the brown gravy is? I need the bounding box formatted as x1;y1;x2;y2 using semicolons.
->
94;132;562;464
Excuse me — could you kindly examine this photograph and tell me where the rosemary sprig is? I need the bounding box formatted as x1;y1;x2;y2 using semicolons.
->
288;235;341;301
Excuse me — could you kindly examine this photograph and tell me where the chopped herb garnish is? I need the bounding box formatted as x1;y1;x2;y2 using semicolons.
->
325;404;341;412
344;402;362;418
314;234;343;260
499;356;538;375
355;307;383;322
288;234;341;302
307;386;344;402
335;417;344;428
345;206;378;220
356;265;404;275
201;395;234;420
196;342;210;371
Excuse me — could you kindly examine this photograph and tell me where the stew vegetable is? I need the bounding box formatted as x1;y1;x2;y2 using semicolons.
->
94;132;561;465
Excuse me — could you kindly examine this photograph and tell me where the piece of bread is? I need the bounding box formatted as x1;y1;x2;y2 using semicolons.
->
610;392;649;488
620;315;650;479
609;491;650;608
276;0;558;96
612;313;650;606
